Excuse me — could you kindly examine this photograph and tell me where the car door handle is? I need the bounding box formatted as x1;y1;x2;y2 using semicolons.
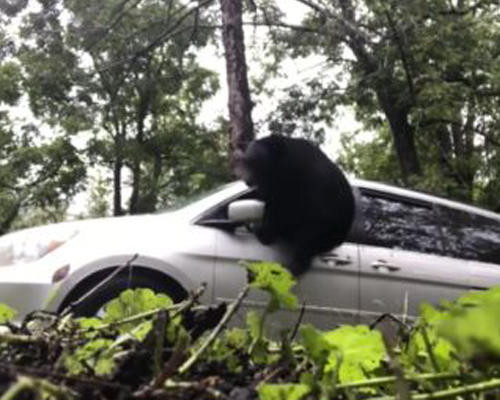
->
371;260;400;272
318;254;352;267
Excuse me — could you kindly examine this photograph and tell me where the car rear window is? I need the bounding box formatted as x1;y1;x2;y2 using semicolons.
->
439;206;500;264
359;191;443;255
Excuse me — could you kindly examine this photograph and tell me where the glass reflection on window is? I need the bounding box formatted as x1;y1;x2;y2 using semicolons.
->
441;207;500;264
361;194;442;255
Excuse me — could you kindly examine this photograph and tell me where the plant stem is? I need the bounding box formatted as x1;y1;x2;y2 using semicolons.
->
421;326;440;372
178;284;250;374
0;376;76;400
382;332;411;400
369;378;500;400
337;372;458;390
0;333;43;344
87;283;207;332
62;254;139;316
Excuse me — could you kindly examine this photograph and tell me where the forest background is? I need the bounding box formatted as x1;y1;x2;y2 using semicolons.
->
0;0;499;234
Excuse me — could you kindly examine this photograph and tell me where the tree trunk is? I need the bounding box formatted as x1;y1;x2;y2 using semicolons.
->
113;126;125;216
219;0;255;162
129;83;151;214
385;107;421;181
376;88;421;182
0;200;21;236
113;157;123;216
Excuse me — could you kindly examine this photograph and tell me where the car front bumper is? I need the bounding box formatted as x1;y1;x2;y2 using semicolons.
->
0;266;56;322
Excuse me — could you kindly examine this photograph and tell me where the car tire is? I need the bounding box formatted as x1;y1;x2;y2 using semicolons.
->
61;270;186;317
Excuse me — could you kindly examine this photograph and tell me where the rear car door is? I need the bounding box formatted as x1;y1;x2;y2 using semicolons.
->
357;189;471;325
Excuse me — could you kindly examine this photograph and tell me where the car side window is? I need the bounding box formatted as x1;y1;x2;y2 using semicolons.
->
359;191;443;255
440;207;500;264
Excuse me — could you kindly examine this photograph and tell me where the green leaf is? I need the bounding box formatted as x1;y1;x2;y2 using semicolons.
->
438;297;500;360
247;310;264;342
324;325;385;383
245;262;298;311
405;303;458;372
64;338;115;376
300;324;331;365
102;288;174;338
0;303;16;323
78;317;106;330
258;383;311;400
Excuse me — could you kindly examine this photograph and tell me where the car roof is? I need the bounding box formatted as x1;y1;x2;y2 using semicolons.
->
188;179;500;224
353;178;500;222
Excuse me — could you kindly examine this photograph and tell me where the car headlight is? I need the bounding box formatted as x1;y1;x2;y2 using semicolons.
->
0;225;79;267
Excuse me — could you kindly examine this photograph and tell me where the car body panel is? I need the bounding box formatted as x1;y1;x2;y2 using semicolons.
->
214;225;360;331
358;245;471;323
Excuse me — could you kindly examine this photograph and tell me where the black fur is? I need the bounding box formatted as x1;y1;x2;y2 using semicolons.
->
239;135;355;275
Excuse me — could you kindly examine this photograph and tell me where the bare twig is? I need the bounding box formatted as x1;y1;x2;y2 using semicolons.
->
170;283;208;319
135;0;215;59
0;376;76;400
0;333;45;345
337;371;458;390
61;254;139;316
370;378;500;400
82;284;207;334
369;313;411;331
178;285;250;374
289;300;306;342
152;310;168;377
149;330;190;390
87;0;144;51
0;362;128;392
382;332;411;400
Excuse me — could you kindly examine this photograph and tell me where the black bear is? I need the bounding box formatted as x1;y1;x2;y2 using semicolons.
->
237;135;355;276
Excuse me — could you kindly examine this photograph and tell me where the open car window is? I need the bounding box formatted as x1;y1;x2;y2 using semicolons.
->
195;188;259;225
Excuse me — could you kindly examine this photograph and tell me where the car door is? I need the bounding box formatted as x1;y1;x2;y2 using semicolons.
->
357;189;472;325
201;190;361;332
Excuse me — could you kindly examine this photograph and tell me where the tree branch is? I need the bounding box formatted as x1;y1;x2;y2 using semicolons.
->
384;9;415;100
87;0;144;51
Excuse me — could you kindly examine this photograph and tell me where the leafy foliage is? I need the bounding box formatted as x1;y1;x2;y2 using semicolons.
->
324;325;385;383
0;303;15;324
245;261;298;311
258;383;310;400
264;0;500;208
3;263;500;400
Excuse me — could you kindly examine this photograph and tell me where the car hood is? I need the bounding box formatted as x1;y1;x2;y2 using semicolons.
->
1;213;171;242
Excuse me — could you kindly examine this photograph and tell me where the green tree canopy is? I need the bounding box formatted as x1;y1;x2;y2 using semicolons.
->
264;0;500;207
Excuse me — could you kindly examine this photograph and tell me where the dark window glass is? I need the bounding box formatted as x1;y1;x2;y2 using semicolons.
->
360;193;442;254
440;207;500;264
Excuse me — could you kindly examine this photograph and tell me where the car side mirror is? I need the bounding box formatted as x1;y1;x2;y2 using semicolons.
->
228;199;264;223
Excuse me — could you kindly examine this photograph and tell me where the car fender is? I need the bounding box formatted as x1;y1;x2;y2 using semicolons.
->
46;254;196;312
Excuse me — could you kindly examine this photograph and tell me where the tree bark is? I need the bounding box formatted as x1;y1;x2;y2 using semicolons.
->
113;124;125;216
0;199;21;236
378;97;421;180
337;0;421;183
219;0;255;162
113;158;123;216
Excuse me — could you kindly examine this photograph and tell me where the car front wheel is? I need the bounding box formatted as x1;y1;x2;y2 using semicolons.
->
60;270;187;317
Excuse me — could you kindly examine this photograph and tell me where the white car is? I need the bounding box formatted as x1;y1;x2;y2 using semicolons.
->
1;179;500;329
